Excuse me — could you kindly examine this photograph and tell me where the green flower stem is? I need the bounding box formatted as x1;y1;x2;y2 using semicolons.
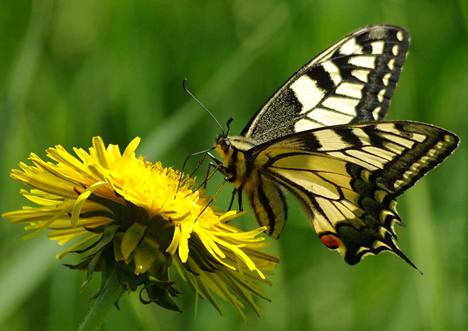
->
78;269;124;331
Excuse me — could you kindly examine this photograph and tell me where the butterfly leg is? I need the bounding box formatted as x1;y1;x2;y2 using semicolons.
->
195;179;226;222
201;162;220;189
228;188;237;210
177;147;214;194
227;188;243;211
184;162;221;199
237;187;243;211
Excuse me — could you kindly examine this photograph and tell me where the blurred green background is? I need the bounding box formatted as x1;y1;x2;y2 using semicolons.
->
0;0;466;330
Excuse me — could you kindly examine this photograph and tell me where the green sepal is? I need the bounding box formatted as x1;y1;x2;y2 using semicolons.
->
140;283;181;312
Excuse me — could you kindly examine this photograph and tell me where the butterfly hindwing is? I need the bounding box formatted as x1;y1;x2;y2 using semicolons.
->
242;25;410;144
251;121;459;265
248;174;287;239
262;153;407;266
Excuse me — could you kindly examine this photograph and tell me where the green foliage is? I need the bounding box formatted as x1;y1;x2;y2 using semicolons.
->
0;0;466;330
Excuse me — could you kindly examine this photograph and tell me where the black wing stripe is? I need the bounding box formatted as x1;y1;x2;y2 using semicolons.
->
242;25;410;143
306;65;335;91
227;149;239;183
362;125;386;147
256;175;277;233
265;170;336;229
249;175;287;239
335;127;364;147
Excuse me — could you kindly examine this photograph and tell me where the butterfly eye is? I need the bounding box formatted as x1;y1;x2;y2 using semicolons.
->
216;136;231;152
220;139;230;151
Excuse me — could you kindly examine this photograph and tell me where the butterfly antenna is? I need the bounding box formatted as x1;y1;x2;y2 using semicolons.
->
183;79;225;134
226;117;234;135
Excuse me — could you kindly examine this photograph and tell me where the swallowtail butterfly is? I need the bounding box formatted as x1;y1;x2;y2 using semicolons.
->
212;25;459;268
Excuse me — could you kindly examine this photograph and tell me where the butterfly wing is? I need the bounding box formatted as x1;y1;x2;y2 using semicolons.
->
250;121;459;265
242;25;410;144
248;174;287;239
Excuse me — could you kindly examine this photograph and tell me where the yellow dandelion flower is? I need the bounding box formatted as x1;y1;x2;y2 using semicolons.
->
2;136;278;315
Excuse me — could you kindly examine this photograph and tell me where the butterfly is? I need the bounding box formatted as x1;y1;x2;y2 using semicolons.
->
211;25;459;268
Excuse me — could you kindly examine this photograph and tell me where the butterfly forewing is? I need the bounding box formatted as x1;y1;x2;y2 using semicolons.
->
251;121;459;266
242;25;410;144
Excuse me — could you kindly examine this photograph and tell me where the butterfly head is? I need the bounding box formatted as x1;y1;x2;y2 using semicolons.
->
214;134;256;186
215;134;229;149
214;135;232;161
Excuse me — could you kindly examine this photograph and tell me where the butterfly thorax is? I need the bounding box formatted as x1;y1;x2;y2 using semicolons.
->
215;135;258;188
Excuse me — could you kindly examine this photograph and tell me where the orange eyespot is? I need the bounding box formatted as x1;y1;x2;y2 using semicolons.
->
320;234;341;250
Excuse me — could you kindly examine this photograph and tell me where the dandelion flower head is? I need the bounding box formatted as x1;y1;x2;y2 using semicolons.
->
3;137;278;315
